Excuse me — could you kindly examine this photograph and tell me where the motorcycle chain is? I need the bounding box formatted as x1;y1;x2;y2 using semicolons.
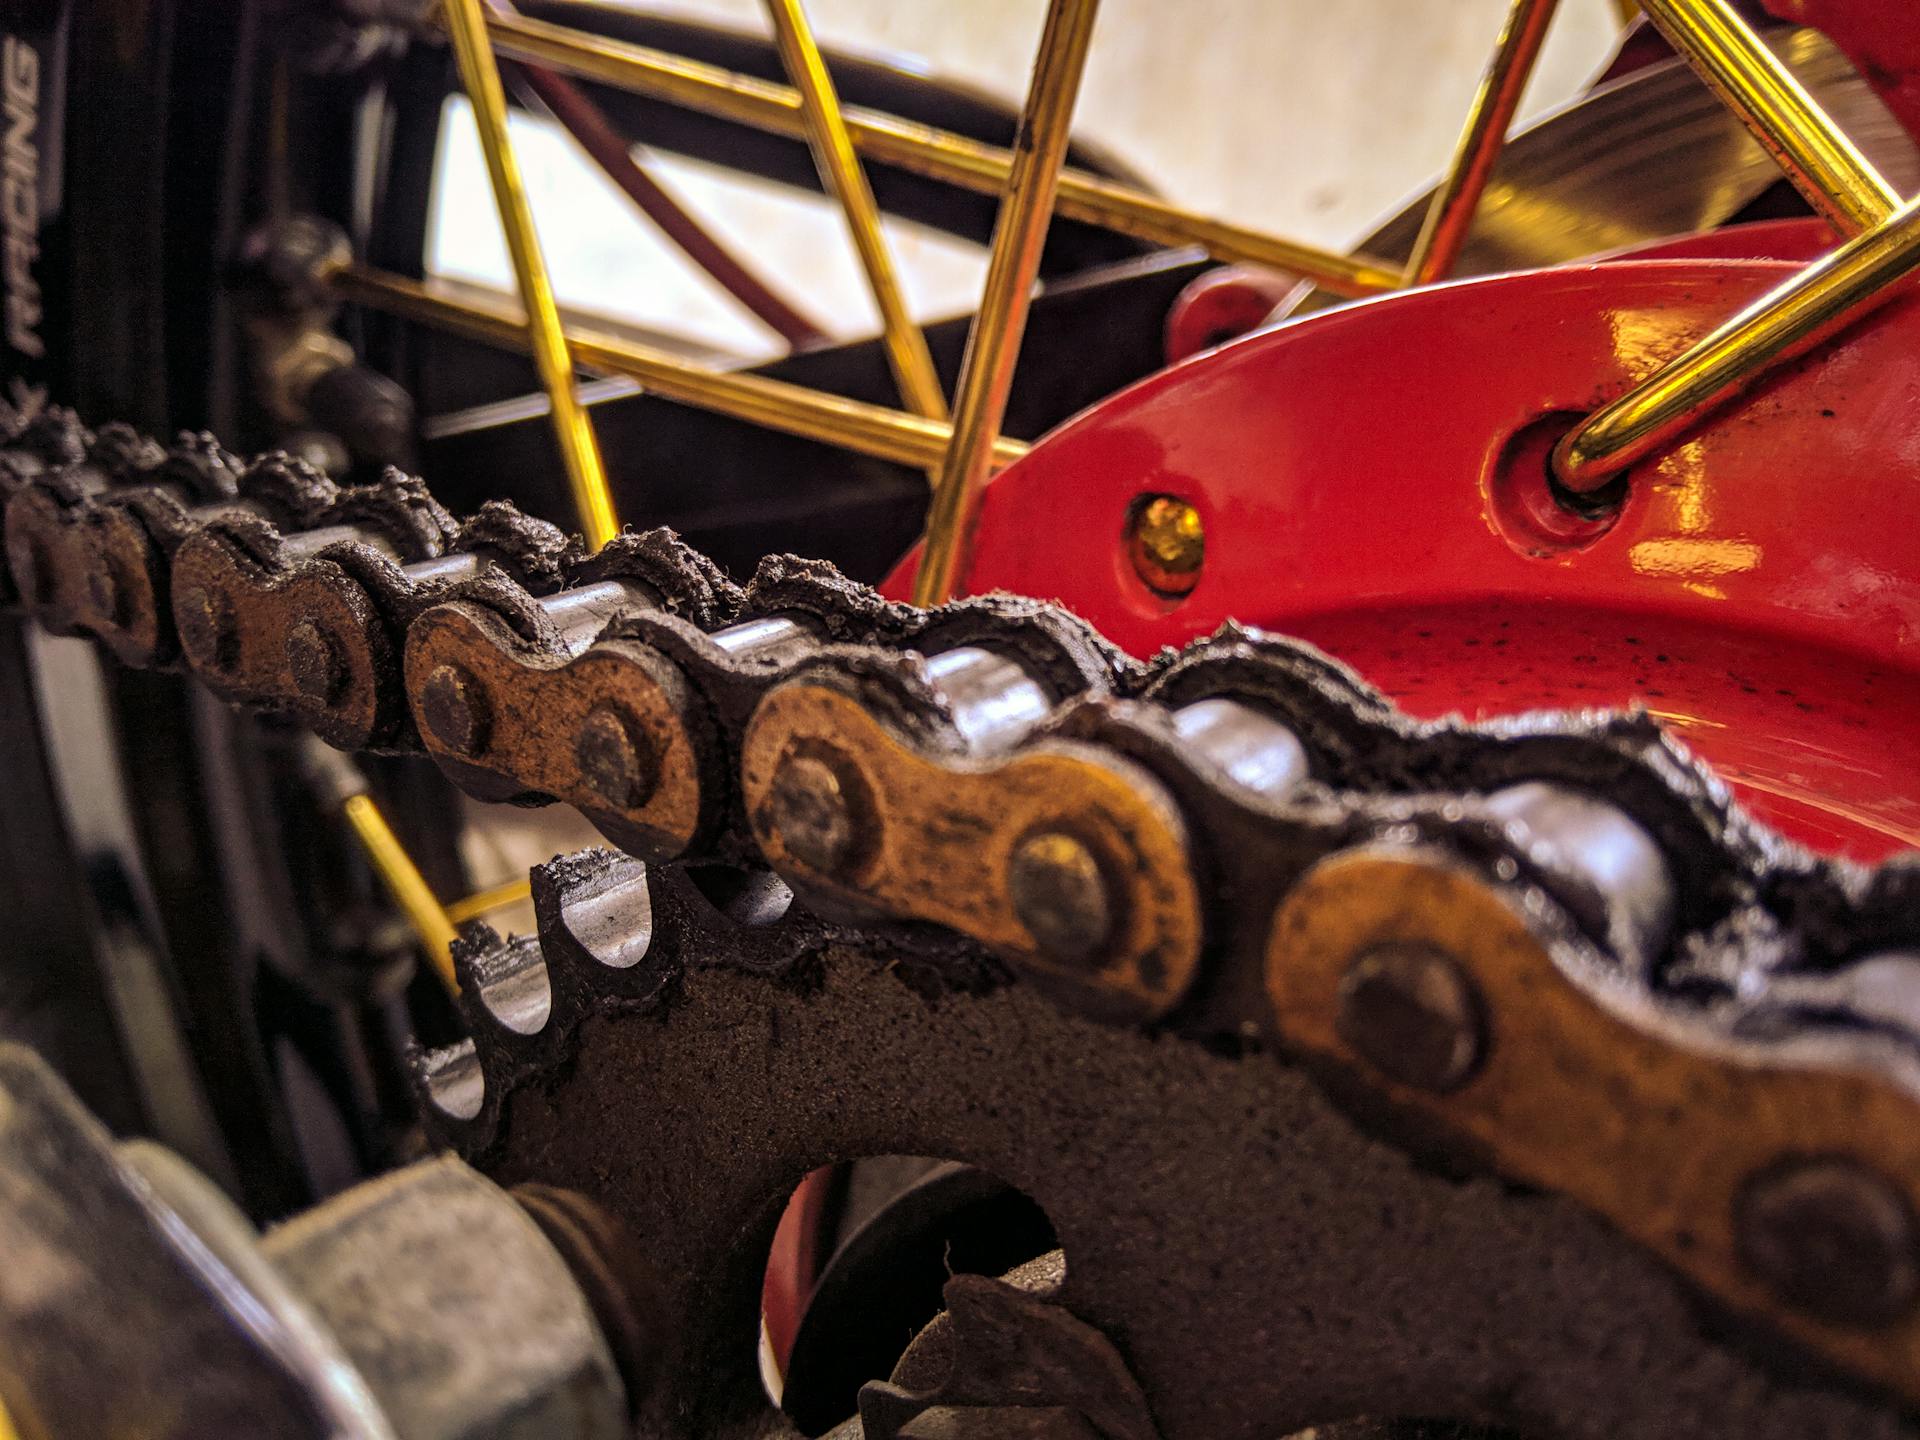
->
4;401;1920;1407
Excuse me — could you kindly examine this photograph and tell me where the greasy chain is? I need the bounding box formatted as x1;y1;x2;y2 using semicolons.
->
5;404;1920;1404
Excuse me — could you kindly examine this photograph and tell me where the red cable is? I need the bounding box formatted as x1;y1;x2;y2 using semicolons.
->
506;60;831;349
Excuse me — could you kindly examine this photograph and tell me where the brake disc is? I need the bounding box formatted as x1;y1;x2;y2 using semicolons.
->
1336;27;1919;281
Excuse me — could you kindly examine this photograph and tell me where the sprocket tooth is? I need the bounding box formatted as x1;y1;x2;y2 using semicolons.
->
453;925;567;1072
530;848;672;1012
646;859;830;981
410;1036;500;1155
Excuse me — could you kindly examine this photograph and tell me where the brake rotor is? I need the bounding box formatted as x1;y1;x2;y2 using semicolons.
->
1332;26;1918;283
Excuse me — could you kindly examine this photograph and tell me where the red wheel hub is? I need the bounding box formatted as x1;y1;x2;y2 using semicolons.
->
885;257;1920;860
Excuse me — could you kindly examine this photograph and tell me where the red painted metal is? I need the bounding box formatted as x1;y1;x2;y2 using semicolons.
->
1164;266;1306;363
761;1169;837;1381
884;259;1920;860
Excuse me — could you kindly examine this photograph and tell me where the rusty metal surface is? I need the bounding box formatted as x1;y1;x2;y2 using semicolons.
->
422;853;1917;1439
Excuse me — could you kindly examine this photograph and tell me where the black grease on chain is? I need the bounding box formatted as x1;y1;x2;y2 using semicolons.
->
453;499;572;592
566;527;743;632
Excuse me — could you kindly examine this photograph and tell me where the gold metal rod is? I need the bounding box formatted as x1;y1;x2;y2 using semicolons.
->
334;265;1030;473
764;0;947;424
342;793;462;994
1636;0;1899;236
1404;0;1559;284
447;877;535;926
442;0;620;547
1554;190;1920;490
914;0;1100;607
475;9;1403;298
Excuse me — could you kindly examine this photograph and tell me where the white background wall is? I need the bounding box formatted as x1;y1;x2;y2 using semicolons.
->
429;0;1630;360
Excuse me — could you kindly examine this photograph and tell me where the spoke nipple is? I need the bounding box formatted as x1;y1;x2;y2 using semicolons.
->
1127;495;1205;598
575;705;655;810
1738;1157;1920;1327
768;751;861;875
286;618;343;703
422;663;489;757
1336;942;1485;1092
1008;829;1114;965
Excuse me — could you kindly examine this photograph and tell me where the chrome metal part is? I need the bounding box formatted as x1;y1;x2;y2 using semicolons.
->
1169;697;1308;799
708;613;817;661
264;1156;626;1440
921;646;1053;751
0;1045;627;1440
1483;780;1676;972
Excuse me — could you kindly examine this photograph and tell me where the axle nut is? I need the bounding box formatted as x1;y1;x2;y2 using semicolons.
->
1008;830;1114;965
1737;1157;1920;1327
422;663;489;757
575;705;655;810
1336;942;1485;1093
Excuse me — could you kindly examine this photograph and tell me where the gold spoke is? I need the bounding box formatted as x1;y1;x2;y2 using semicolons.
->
914;0;1101;607
335;264;1029;473
344;792;461;993
1636;0;1899;236
764;0;947;427
441;0;619;548
447;877;535;926
1405;0;1559;285
1554;190;1920;490
471;8;1403;298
